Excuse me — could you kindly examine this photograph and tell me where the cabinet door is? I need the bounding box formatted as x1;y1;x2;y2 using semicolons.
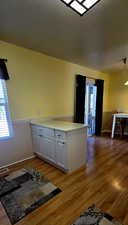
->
32;134;40;154
40;136;56;164
56;141;67;169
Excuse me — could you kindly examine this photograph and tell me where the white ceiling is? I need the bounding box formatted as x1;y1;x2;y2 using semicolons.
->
0;0;128;72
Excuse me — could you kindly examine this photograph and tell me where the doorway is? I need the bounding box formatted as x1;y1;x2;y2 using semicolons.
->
74;75;104;136
85;81;97;136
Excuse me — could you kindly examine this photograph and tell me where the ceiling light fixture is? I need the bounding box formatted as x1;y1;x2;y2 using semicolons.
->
60;0;101;16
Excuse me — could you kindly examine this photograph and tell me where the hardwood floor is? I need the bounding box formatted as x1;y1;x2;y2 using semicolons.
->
1;136;128;225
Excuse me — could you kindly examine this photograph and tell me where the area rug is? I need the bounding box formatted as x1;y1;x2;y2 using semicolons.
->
0;168;61;225
71;205;122;225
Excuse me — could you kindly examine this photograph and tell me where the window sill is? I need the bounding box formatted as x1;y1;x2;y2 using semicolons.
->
0;136;14;141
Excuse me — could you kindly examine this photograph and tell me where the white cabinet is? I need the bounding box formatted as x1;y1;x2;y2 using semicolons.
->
32;134;40;155
40;136;56;164
31;121;87;173
56;140;67;170
39;136;50;160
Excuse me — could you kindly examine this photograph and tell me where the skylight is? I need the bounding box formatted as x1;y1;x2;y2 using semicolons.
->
61;0;101;16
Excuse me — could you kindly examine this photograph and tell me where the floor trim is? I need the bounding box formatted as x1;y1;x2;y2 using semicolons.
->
0;156;35;169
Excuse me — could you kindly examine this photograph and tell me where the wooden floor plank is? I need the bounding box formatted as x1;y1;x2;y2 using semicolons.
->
1;135;128;225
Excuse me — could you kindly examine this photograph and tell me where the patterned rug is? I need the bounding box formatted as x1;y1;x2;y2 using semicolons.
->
0;168;61;224
71;205;122;225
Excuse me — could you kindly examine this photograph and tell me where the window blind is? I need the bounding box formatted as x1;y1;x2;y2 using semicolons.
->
0;79;12;139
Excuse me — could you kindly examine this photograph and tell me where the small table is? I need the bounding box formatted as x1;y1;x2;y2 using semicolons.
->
111;113;128;138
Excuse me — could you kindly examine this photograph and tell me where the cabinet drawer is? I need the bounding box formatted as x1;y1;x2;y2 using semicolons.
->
55;130;66;140
31;126;54;138
42;127;55;138
31;126;40;136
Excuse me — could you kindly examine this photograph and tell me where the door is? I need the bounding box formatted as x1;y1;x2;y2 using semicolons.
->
40;136;56;163
85;83;97;136
56;141;67;169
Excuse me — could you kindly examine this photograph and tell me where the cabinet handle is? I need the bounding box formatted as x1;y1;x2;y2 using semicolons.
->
58;142;65;145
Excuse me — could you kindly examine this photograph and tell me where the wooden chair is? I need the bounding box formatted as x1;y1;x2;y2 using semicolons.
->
114;111;126;137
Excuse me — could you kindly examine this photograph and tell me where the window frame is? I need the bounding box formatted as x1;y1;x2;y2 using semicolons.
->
0;79;13;141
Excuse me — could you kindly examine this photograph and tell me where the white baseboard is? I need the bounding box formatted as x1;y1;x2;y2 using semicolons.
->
0;156;35;169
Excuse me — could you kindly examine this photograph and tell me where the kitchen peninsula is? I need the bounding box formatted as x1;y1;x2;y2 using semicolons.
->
30;120;87;173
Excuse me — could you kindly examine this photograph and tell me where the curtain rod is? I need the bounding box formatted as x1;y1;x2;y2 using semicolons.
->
0;58;7;62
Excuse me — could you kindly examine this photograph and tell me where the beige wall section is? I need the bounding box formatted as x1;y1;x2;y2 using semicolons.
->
108;72;128;112
102;111;113;131
102;71;128;131
0;40;110;120
0;120;33;168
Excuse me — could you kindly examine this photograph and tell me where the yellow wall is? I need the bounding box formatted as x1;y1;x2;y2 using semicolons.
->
101;72;128;131
108;71;128;112
0;40;110;120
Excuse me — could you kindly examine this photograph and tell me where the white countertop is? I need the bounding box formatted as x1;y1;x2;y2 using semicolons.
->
30;120;87;131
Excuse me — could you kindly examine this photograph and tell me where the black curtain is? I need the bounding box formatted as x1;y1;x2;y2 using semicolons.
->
0;60;10;80
74;75;86;124
95;79;104;135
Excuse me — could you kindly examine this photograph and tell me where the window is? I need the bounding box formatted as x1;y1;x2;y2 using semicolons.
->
0;79;13;140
